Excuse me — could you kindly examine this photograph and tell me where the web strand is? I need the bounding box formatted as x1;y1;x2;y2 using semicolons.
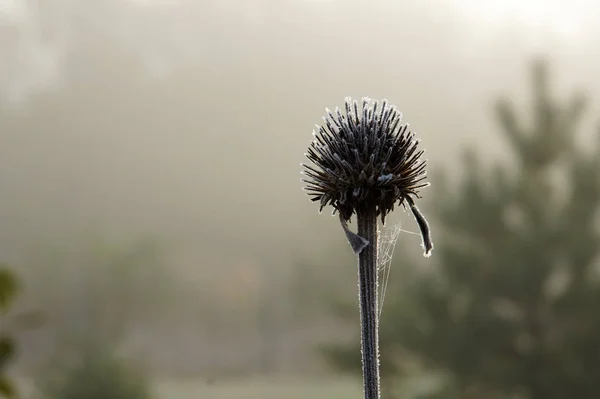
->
377;221;404;318
377;222;420;317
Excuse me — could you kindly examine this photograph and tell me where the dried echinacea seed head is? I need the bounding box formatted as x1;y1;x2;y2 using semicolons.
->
301;97;433;256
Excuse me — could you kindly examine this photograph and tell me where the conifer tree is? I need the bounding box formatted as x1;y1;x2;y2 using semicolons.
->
323;59;600;399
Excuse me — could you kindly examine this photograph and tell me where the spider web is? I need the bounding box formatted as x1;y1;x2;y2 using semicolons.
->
377;220;419;318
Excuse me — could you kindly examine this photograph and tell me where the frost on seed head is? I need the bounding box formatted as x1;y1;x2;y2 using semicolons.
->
302;97;433;256
303;97;428;223
377;174;394;184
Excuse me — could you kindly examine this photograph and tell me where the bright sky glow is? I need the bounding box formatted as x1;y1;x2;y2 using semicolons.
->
0;0;25;19
452;0;595;42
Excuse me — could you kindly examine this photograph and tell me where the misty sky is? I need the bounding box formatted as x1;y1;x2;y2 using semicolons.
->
1;0;600;274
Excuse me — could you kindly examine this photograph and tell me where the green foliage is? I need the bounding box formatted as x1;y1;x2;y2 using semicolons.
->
0;268;19;313
0;266;19;399
39;346;152;399
0;336;16;371
0;377;16;399
323;59;600;399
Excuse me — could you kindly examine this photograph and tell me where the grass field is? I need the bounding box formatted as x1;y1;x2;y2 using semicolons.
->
18;375;436;398
155;377;363;399
17;376;364;399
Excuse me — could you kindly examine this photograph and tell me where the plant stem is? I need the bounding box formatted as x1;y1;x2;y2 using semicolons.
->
356;205;380;399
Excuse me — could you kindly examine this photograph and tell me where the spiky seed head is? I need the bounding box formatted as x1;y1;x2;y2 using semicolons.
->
301;97;429;225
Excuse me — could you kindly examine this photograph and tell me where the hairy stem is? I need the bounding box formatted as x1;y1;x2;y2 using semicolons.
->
356;206;380;399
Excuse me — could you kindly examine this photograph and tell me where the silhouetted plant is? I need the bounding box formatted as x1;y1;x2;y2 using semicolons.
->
302;97;432;399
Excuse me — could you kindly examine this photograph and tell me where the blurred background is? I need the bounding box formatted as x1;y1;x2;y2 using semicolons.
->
1;0;600;398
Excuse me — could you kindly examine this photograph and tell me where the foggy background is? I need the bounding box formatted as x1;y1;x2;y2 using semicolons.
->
2;0;600;398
